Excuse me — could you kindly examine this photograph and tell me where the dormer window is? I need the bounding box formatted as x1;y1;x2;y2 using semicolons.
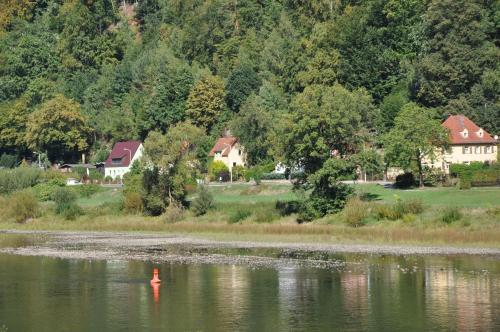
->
112;158;122;165
215;151;221;157
477;129;483;137
462;129;468;138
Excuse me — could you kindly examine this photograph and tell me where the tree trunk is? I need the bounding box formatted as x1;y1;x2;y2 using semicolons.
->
417;153;424;188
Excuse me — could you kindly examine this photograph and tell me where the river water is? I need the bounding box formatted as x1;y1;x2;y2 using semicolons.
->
0;234;499;331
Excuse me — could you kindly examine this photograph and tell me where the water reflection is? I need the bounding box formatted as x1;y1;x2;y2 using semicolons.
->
0;254;499;331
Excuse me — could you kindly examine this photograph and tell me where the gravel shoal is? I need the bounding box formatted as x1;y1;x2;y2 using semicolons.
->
0;230;499;268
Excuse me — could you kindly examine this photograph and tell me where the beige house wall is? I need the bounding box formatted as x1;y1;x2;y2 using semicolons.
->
424;144;497;173
213;143;246;170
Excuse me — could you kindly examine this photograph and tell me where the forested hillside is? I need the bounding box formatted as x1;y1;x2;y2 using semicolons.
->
0;0;498;164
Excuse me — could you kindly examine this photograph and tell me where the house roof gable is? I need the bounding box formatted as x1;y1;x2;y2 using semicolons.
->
208;136;238;157
105;140;142;168
442;115;496;145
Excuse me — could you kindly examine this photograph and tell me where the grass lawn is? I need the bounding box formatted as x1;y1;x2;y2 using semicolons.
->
354;184;500;208
206;183;298;204
76;187;123;207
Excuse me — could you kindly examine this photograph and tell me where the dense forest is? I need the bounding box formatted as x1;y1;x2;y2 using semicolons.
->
0;0;498;165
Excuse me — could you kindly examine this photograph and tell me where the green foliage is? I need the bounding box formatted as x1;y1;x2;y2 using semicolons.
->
186;74;226;131
441;207;462;224
143;122;207;213
394;173;416;189
0;153;17;168
226;65;261;112
0;167;42;194
52;187;82;220
209;161;229;181
191;186;215;216
285;84;375;175
383;103;448;187
0;0;498;176
228;209;252;224
33;179;65;201
74;184;101;198
343;196;371;227
298;158;355;222
374;198;424;221
25;95;91;160
450;162;500;188
7;189;39;223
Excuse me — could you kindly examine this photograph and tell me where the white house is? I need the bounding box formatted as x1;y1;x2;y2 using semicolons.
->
424;115;498;173
208;136;246;170
104;140;143;179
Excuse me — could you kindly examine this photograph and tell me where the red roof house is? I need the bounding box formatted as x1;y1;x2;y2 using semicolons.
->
442;115;497;145
209;136;239;157
105;140;143;168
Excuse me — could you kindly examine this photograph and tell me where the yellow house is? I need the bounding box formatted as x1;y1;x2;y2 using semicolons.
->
209;136;246;170
425;115;498;173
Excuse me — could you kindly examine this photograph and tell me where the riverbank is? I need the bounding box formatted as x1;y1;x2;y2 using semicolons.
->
1;231;500;268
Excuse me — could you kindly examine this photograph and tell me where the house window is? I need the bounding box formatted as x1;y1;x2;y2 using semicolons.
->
474;146;481;154
478;130;483;137
215;152;221;157
112;158;122;165
463;146;470;154
485;146;492;153
233;162;236;167
462;130;468;138
238;149;241;156
463;161;470;165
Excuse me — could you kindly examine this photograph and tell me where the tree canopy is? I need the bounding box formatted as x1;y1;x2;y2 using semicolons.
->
0;0;497;167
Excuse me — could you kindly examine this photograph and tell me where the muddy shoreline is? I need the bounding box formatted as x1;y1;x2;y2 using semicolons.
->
1;230;499;268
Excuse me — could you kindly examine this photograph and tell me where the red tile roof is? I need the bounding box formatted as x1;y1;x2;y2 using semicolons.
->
209;136;238;157
442;115;497;145
105;141;142;168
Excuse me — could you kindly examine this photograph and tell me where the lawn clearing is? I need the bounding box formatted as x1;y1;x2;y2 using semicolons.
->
354;184;500;208
76;187;123;207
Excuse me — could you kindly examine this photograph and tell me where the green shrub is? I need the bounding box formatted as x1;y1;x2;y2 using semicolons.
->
232;165;246;181
0;153;17;168
487;206;500;216
394;199;423;215
209;161;229;181
394;172;416;188
374;204;401;220
104;176;113;183
423;168;446;187
402;213;417;223
343;196;370;227
374;199;423;221
52;187;82;220
162;203;185;223
254;206;280;223
0;167;42;194
7;190;39;223
441;207;462;224
191;186;214;216
74;184;101;198
275;200;301;216
458;178;471;190
33;179;66;201
296;200;322;223
123;192;143;213
143;194;165;216
228;209;252;223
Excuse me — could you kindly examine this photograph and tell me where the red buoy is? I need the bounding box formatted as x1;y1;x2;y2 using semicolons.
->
150;268;161;285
